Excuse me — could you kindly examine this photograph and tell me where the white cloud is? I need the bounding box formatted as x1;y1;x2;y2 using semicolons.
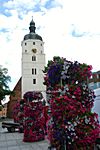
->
0;0;100;90
3;0;37;9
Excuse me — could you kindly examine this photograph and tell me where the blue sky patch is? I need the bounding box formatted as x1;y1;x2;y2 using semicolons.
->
1;9;12;17
71;29;84;37
0;28;9;33
0;0;12;17
45;0;62;9
71;28;88;38
34;4;41;12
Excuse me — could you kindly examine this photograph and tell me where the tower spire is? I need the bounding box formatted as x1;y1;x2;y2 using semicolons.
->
29;17;36;33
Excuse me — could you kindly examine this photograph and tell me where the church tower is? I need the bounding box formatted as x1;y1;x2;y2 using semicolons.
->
21;18;46;98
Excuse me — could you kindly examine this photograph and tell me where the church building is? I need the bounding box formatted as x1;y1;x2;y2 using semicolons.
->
7;19;46;118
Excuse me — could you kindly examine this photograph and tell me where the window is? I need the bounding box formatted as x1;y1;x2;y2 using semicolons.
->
33;79;36;84
98;82;100;88
33;42;35;45
25;50;27;52
41;43;42;46
32;68;36;75
32;68;34;74
97;74;99;79
35;68;36;74
25;42;27;45
32;56;36;61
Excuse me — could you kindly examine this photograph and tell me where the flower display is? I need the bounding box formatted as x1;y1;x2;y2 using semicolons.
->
23;91;45;142
13;101;20;123
44;56;100;150
13;91;48;139
13;99;25;132
23;91;43;102
18;99;25;132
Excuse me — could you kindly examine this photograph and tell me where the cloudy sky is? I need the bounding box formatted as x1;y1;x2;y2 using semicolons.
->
0;0;100;90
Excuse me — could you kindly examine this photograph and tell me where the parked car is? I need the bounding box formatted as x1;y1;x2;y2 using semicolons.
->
2;121;23;132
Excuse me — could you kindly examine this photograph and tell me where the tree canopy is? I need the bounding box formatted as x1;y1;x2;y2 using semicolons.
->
0;66;12;105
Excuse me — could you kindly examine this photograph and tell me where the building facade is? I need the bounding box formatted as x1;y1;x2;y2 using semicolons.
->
89;71;100;90
21;19;46;98
0;103;7;118
89;71;100;123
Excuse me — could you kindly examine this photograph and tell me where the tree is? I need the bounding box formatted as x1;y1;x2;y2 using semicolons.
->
0;66;12;105
44;56;100;150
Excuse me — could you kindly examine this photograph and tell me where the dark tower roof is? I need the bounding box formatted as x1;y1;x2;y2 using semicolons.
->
29;18;36;33
24;18;43;41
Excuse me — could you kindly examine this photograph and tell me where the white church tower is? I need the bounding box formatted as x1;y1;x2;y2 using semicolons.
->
21;18;46;98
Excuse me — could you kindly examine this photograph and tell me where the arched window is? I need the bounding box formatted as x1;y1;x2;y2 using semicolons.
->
32;56;36;61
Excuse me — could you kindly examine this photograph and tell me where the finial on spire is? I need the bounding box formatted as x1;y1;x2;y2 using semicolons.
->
32;16;33;20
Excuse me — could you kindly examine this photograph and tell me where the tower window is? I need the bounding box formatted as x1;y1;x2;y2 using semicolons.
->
33;79;36;84
33;42;35;45
32;68;36;75
32;56;36;61
32;68;34;74
25;42;27;45
35;68;36;74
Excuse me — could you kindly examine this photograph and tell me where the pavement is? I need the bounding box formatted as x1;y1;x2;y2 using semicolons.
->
0;121;49;150
0;121;98;150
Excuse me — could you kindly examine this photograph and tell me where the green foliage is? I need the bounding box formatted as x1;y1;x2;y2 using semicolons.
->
0;105;2;111
0;66;12;105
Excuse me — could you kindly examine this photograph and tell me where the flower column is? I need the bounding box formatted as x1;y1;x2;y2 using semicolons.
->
44;56;100;150
23;91;45;142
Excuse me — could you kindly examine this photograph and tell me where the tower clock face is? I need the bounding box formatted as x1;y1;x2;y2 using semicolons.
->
32;48;37;53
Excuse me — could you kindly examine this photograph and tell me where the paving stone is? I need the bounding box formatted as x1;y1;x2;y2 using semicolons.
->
0;141;7;148
19;145;33;150
0;122;49;150
8;146;21;150
0;147;8;150
7;140;18;146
